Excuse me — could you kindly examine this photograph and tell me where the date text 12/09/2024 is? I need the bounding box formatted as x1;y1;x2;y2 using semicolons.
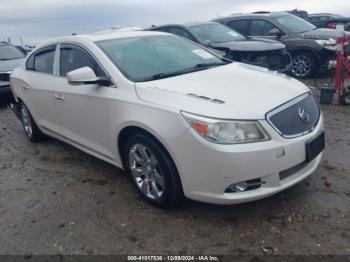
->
127;255;220;261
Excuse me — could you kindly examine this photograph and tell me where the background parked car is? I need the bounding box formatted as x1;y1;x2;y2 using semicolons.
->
213;12;345;78
0;42;26;103
307;13;350;31
148;22;291;72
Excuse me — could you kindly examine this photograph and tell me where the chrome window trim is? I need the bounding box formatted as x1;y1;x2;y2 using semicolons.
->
265;92;321;139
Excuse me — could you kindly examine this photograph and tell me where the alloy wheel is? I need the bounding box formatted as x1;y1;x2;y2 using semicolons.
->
21;105;33;138
128;143;165;200
291;55;312;77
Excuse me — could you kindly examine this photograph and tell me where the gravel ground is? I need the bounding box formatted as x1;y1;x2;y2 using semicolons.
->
0;76;349;257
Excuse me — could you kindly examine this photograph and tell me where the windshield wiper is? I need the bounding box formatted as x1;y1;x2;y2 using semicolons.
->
191;62;223;70
144;62;227;81
146;71;187;81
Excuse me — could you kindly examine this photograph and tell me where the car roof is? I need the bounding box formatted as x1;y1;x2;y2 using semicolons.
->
309;13;338;17
149;21;217;30
213;11;289;21
35;30;169;47
184;21;217;27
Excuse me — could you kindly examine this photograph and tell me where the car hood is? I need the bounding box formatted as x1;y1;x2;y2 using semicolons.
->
210;38;285;52
299;28;350;39
0;58;24;73
135;63;309;119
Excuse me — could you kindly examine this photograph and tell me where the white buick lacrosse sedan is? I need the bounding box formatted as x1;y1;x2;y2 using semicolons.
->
10;31;324;207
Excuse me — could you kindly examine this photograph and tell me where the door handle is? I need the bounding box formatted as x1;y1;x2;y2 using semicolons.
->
53;94;64;102
21;85;29;90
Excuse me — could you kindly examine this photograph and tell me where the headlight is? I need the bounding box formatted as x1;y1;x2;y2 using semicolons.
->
181;112;270;144
315;39;337;51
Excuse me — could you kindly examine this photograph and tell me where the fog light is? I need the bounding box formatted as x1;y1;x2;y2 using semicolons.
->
228;182;248;193
225;179;263;193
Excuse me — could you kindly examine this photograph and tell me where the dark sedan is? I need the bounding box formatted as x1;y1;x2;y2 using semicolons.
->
147;22;291;72
308;13;350;31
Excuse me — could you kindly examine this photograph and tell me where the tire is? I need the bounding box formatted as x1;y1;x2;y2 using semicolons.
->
341;92;350;105
20;102;45;142
124;133;184;208
290;51;317;79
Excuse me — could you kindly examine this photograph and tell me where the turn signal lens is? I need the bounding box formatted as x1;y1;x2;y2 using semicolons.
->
191;122;208;135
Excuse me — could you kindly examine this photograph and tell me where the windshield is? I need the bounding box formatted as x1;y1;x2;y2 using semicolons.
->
189;23;245;44
276;14;316;34
97;35;228;82
0;45;25;60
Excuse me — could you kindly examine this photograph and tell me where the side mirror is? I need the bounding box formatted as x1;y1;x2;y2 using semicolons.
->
67;67;111;86
268;28;284;38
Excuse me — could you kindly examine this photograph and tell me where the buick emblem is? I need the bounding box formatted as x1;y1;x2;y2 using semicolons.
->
298;107;310;124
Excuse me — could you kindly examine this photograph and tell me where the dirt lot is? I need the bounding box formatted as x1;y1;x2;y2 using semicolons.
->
0;77;349;257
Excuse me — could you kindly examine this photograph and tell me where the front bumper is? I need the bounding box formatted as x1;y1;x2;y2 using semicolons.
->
172;114;324;205
226;49;292;72
0;80;11;94
318;48;337;71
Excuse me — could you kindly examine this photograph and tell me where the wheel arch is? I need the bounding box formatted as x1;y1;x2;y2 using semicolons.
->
290;47;321;65
117;125;182;178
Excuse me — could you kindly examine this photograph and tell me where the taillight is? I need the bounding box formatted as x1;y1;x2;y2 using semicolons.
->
326;22;336;29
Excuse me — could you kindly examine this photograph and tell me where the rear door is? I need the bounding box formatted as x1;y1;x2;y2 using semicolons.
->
22;45;63;134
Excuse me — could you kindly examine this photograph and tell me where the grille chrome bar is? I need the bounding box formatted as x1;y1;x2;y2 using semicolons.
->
266;92;320;138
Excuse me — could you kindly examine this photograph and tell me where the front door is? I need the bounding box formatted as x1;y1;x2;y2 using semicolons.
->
54;44;115;160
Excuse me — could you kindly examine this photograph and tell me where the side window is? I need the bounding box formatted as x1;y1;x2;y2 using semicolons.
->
26;54;35;71
167;27;194;41
320;16;331;21
250;19;279;36
60;45;104;77
29;46;56;74
308;17;316;22
226;20;250;35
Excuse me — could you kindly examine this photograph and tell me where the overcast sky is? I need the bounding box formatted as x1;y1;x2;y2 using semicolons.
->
1;0;349;44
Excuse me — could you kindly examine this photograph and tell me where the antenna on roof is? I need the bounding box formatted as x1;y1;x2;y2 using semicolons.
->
216;12;221;18
296;0;301;10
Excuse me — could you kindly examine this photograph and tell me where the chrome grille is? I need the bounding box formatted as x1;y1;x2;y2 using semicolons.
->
266;93;320;138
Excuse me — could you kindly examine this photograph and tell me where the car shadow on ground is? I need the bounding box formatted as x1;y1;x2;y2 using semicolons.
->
0;93;331;225
35;130;313;218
